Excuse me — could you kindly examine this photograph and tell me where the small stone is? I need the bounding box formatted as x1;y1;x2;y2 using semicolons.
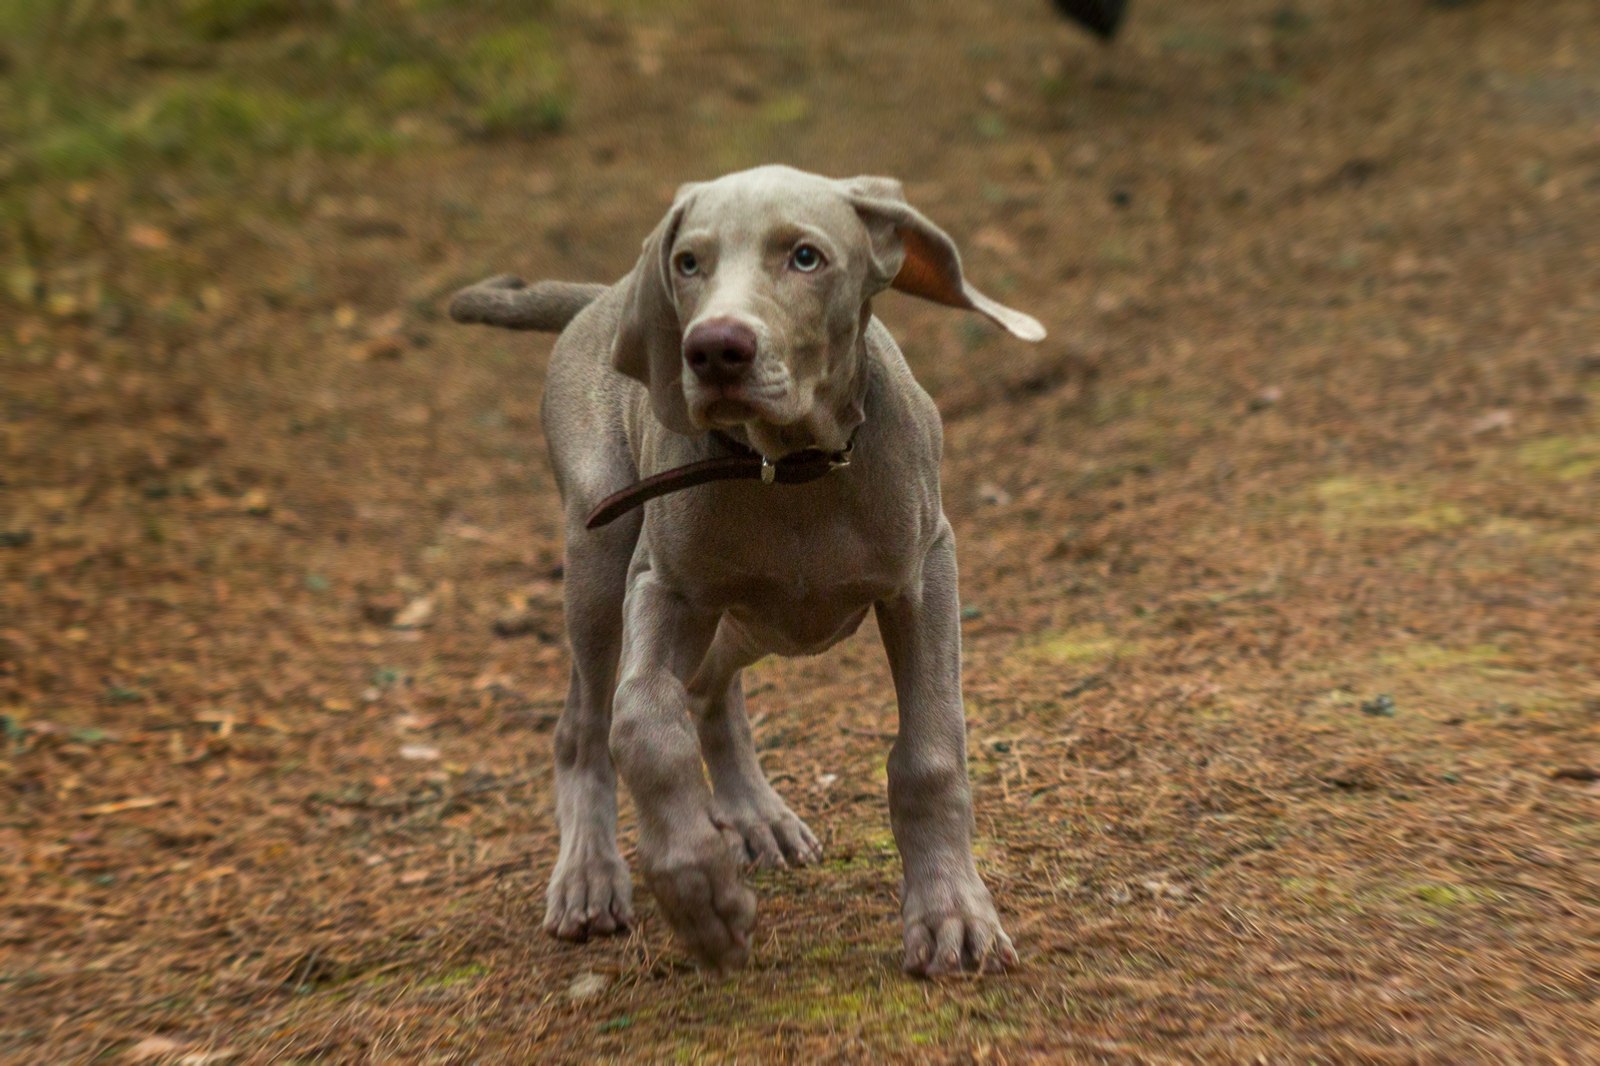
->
567;971;609;1002
1361;694;1397;717
492;610;551;640
1248;386;1283;411
977;482;1012;506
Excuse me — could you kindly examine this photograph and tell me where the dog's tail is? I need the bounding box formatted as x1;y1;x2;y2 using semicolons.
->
449;275;606;333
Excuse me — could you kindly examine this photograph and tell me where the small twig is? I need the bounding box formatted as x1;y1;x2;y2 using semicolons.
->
7;897;128;918
838;725;897;741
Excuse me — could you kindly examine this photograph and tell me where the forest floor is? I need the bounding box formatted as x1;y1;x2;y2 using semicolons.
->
2;0;1597;1061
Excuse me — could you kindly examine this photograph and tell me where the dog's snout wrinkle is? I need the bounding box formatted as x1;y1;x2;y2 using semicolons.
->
684;318;758;385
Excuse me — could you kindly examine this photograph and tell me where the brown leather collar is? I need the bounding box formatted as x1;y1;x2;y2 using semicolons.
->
585;431;856;530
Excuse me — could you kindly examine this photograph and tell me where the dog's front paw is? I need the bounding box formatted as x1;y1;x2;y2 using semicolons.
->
544;845;634;942
901;873;1017;978
641;820;757;973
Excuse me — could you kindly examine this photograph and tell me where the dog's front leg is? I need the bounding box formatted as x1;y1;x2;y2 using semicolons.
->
610;567;757;971
875;522;1017;977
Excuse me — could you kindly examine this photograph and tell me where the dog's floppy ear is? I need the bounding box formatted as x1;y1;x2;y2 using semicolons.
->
841;176;1046;343
612;184;701;435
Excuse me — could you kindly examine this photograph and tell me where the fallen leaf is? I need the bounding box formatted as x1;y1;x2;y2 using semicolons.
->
972;226;1020;258
1141;876;1191;901
351;335;405;361
1470;409;1513;434
126;224;173;251
180;1051;241;1065
126;1036;183;1061
471;670;516;692
393;596;435;629
194;710;236;738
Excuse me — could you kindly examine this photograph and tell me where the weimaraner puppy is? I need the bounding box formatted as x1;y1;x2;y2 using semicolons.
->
449;165;1044;976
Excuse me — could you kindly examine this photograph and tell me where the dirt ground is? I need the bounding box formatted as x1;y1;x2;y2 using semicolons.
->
3;0;1598;1062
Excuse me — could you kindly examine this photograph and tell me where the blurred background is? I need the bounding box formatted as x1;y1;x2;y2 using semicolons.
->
3;1;1597;1061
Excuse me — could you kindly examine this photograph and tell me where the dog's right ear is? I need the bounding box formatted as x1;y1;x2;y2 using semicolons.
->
612;185;700;436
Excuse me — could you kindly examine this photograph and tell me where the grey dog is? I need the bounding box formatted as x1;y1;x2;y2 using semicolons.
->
450;165;1044;976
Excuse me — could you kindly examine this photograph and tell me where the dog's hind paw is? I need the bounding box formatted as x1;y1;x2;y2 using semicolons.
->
543;853;634;942
713;793;823;869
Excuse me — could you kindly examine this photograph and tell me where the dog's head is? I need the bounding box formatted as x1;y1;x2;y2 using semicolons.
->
613;166;1044;453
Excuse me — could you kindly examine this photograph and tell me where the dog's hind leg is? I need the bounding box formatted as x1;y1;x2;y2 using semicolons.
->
688;622;823;869
543;509;642;941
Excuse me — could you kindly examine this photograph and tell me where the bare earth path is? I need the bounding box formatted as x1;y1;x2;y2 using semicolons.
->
2;1;1597;1061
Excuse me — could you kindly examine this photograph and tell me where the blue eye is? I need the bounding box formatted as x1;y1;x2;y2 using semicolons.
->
675;251;699;277
790;244;824;272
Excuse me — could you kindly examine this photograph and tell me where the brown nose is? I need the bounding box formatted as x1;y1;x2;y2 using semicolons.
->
683;319;757;385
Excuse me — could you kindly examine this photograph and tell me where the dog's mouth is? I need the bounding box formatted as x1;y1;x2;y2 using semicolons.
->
701;395;758;424
687;384;795;429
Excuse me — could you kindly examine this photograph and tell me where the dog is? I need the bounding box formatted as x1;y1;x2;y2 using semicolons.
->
450;165;1044;975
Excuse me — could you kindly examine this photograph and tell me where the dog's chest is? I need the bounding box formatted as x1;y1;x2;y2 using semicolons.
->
652;489;919;654
699;519;901;606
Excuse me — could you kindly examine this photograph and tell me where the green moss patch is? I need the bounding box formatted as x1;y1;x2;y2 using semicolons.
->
1312;476;1469;533
1021;624;1142;666
1517;435;1600;482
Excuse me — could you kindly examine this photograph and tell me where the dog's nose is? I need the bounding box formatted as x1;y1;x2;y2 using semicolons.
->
683;319;757;385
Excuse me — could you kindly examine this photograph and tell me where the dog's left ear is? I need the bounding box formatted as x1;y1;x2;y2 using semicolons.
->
840;176;1046;343
612;183;702;435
